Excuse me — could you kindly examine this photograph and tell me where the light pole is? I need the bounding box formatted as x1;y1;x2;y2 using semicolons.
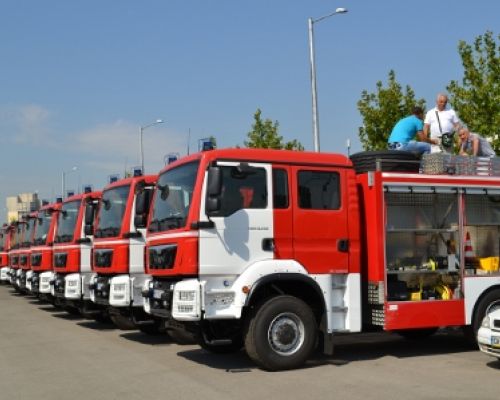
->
61;166;78;198
140;119;164;173
308;7;348;152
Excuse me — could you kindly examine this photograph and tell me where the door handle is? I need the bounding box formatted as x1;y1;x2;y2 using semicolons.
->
337;239;349;252
262;238;275;252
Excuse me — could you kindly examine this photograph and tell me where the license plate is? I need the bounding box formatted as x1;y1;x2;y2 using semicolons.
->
491;336;500;348
153;289;163;300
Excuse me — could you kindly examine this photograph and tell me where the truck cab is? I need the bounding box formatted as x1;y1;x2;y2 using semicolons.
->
51;190;101;314
89;174;159;332
29;202;61;298
9;221;26;289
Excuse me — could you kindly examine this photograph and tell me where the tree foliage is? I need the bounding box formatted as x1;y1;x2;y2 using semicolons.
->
357;70;426;150
244;109;304;150
447;31;500;150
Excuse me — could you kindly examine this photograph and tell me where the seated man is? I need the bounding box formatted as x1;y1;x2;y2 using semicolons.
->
458;128;496;157
388;106;435;155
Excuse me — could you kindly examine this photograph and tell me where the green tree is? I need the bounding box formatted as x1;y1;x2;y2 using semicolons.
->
244;109;304;150
447;31;500;150
357;70;426;150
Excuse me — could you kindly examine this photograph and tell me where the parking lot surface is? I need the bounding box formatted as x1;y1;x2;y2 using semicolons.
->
0;285;498;400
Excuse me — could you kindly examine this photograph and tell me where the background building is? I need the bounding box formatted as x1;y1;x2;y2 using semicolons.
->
5;193;40;222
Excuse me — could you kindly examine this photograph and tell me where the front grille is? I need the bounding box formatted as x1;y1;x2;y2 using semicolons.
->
53;275;66;297
31;272;40;293
92;276;111;305
144;279;177;318
149;245;177;270
54;253;67;268
94;250;113;268
31;253;42;267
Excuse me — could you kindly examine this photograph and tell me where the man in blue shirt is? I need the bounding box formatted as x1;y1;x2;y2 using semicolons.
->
388;107;434;154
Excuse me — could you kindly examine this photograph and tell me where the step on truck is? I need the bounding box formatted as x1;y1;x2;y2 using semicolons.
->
141;148;500;370
89;174;163;333
51;190;102;316
0;224;13;284
29;201;61;299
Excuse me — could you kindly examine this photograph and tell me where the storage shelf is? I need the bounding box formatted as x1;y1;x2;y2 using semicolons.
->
387;269;459;275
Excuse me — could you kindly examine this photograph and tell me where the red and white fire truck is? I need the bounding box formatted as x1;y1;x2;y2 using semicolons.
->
17;212;37;293
141;148;500;370
0;223;13;283
28;201;61;298
51;190;102;315
9;221;26;290
89;174;162;332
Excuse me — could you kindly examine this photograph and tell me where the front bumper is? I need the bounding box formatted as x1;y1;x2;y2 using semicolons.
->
65;273;82;299
26;270;33;292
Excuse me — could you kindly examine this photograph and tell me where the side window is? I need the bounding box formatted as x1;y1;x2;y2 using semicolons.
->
216;166;267;217
273;169;289;209
298;170;340;210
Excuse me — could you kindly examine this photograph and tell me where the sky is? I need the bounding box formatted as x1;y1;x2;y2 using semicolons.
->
0;0;499;218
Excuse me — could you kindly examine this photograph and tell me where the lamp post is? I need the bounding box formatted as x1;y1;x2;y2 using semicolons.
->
140;119;164;173
61;166;78;198
308;7;348;152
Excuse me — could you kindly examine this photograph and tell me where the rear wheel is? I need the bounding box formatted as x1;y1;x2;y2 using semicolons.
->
244;295;317;371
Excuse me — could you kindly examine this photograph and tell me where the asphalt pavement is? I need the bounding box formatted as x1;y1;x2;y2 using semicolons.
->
0;284;498;400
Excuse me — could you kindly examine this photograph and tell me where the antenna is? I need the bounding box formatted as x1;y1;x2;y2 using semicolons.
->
187;128;191;156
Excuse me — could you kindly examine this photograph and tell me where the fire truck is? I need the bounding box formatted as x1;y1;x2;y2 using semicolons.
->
9;221;25;290
28;201;61;298
140;148;500;370
89;174;163;333
0;224;13;284
51;190;102;315
17;212;37;293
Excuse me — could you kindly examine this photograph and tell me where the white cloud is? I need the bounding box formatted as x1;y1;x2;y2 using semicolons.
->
3;104;55;145
74;120;188;174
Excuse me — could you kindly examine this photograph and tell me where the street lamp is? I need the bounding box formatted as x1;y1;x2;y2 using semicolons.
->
308;7;348;152
140;119;164;173
61;166;78;198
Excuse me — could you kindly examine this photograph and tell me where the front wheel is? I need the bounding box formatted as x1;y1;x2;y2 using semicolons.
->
244;295;317;371
466;289;500;345
110;314;136;330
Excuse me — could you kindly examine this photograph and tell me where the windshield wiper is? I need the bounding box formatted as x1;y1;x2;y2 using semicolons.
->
158;215;185;229
55;234;73;243
96;227;120;238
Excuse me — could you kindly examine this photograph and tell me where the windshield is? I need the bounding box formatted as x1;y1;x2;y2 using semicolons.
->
55;200;80;243
95;185;130;238
149;161;199;233
25;218;36;245
33;212;53;245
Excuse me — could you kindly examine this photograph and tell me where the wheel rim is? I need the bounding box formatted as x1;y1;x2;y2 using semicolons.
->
267;312;305;356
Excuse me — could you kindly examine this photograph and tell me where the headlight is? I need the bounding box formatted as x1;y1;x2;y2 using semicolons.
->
481;316;491;328
178;290;196;302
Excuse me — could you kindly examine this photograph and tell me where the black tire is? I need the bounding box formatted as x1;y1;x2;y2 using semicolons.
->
396;327;438;340
110;314;136;330
167;328;197;345
244;295;317;371
64;305;81;315
350;150;420;174
466;289;500;345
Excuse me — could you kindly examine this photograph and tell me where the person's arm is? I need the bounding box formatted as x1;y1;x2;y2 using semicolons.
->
472;136;479;156
423;123;430;139
417;130;436;144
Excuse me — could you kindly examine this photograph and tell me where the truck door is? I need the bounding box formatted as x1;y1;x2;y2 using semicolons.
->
199;161;273;277
291;166;349;274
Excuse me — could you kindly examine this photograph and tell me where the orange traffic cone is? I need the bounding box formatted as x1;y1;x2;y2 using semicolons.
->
464;231;475;267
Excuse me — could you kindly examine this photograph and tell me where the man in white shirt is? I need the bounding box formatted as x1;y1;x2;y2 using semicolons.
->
423;93;461;153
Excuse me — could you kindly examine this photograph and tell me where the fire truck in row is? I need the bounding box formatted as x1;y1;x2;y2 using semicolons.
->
138;148;500;370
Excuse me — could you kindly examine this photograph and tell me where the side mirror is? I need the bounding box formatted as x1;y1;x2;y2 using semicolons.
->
84;203;95;236
134;188;152;229
206;166;222;215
